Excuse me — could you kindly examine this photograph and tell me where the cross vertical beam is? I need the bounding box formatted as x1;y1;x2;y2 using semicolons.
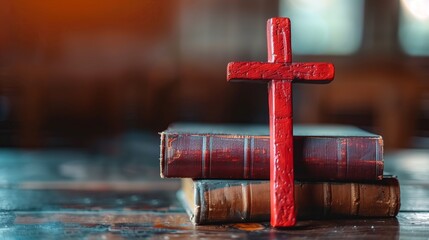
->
268;18;295;227
227;17;334;227
269;79;294;226
267;18;292;64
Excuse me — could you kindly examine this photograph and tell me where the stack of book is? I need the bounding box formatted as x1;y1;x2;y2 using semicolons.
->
160;123;400;224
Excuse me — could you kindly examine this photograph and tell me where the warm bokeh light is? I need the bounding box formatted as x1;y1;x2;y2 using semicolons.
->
401;0;429;20
0;0;428;149
399;0;429;55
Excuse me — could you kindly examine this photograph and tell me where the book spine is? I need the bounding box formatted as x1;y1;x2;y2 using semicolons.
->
160;133;383;181
192;178;400;224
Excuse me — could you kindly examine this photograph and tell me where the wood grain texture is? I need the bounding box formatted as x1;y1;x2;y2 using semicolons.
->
2;139;429;238
226;17;335;227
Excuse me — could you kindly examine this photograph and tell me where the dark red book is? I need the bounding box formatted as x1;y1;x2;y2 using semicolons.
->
160;124;383;181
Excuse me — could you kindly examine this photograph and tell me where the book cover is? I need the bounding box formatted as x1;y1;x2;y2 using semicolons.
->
161;124;383;181
179;177;400;225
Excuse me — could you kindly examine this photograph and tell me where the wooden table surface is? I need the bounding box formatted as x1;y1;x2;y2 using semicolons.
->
0;132;428;239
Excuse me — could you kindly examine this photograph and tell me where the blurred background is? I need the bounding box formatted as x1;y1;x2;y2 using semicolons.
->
0;0;428;150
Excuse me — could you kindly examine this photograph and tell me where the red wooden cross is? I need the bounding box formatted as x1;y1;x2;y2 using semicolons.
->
227;18;334;227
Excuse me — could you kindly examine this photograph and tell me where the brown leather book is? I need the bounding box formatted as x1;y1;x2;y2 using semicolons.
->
161;123;383;181
179;177;400;225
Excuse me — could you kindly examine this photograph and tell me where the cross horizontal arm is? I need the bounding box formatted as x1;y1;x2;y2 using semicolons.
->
227;62;334;82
